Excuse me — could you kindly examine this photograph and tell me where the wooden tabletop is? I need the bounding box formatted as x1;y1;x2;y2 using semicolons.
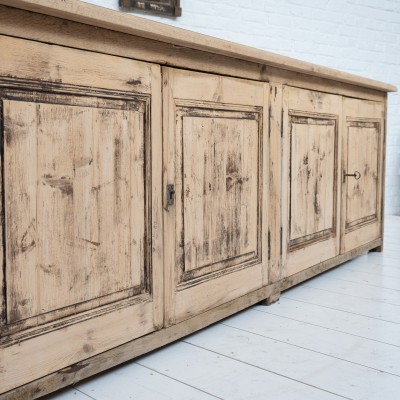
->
0;0;396;92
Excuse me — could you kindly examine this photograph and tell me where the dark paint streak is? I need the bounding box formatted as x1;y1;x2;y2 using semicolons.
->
184;109;258;120
74;156;93;169
114;137;122;222
19;299;29;307
0;99;7;326
43;176;73;196
80;238;101;247
308;91;324;109
226;175;248;192
260;65;269;81
83;344;94;353
226;149;243;256
268;230;271;260
91;180;115;193
268;105;272;138
127;79;142;86
306;167;312;181
63;363;89;374
3;115;17;147
20;220;36;253
313;180;321;216
40;264;62;280
8;288;22;322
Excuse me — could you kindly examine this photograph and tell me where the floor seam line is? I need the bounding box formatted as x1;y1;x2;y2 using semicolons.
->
134;361;223;400
252;306;400;346
70;386;97;400
299;283;400;307
182;340;351;400
340;266;400;280
219;322;400;378
342;264;400;279
278;294;400;325
313;275;400;292
276;295;400;324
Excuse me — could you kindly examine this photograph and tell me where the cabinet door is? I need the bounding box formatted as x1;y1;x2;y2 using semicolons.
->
0;36;163;393
282;87;341;276
341;98;384;253
163;68;269;325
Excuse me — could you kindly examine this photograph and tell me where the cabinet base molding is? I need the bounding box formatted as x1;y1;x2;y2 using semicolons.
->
281;238;382;290
370;245;383;253
0;238;382;400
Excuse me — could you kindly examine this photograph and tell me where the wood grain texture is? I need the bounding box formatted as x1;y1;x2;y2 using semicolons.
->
0;7;389;103
0;36;164;393
3;101;38;324
162;68;269;326
180;110;259;278
4;98;147;327
289;115;336;244
0;238;381;400
0;0;395;92
0;283;274;400
0;298;155;394
346;122;379;227
268;85;283;284
0;35;153;94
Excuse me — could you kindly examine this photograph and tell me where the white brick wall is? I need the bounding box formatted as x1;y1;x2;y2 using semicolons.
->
85;0;400;215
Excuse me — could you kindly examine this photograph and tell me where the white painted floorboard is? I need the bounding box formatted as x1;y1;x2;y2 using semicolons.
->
45;216;400;400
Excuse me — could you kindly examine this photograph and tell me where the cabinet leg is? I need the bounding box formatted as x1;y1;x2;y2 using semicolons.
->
259;292;281;306
370;245;383;253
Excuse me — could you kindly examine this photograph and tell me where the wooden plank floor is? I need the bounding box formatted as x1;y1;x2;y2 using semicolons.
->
45;216;400;400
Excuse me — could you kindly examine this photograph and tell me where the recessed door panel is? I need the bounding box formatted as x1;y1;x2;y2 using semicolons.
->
341;98;384;253
163;68;269;325
180;110;260;281
283;87;341;276
4;98;145;324
346;121;379;229
289;115;336;247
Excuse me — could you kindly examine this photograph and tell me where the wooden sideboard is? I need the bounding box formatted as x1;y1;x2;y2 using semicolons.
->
0;1;396;398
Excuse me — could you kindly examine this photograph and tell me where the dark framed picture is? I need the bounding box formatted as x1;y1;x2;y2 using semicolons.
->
119;0;182;16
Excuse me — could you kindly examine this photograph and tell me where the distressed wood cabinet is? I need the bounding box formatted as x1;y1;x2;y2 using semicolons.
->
0;1;395;398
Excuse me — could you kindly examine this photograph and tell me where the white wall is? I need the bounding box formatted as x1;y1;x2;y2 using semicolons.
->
85;0;400;215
